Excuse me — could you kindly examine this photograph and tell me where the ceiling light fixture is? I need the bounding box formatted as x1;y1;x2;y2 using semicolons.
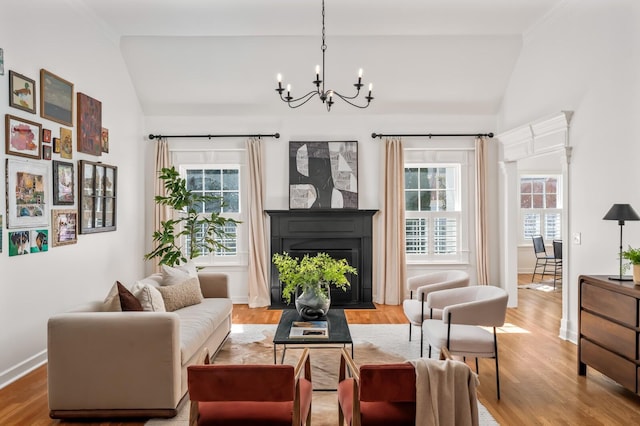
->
275;0;373;112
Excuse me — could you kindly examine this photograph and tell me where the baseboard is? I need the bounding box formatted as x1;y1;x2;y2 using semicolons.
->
49;408;177;419
0;349;47;390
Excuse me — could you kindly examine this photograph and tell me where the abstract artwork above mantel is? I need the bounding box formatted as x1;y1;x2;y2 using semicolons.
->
289;141;358;209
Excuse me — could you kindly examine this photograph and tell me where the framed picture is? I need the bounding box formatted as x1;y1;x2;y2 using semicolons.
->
42;128;51;143
0;215;3;253
289;141;358;209
77;93;102;156
9;71;36;114
30;229;48;253
53;137;60;153
101;127;109;153
6;159;49;228
51;209;78;246
40;69;73;126
53;160;74;205
5;114;41;159
79;160;117;234
42;145;52;160
9;231;30;256
60;127;72;159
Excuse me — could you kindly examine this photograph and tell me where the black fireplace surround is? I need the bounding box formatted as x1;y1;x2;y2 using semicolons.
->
266;210;377;308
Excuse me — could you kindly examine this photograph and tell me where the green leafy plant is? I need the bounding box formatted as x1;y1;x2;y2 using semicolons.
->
144;166;239;267
272;252;357;304
622;246;640;265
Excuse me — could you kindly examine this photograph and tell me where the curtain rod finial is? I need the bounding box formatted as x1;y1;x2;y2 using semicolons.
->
275;133;280;139
371;132;379;138
148;134;156;140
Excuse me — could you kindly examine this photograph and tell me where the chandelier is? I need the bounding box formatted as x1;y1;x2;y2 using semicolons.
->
275;0;373;111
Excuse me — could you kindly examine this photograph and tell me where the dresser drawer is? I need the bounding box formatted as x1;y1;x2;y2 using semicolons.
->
582;282;637;326
581;311;636;359
581;338;636;392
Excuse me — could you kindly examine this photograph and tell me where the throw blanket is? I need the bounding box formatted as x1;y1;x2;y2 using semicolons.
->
408;358;480;426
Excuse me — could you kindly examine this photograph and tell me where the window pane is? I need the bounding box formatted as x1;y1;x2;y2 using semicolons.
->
532;180;543;194
521;194;532;208
545;178;557;194
204;169;220;190
532;194;543;208
545;213;561;240
223;192;239;213
204;192;221;213
187;170;203;191
406;190;419;211
419;169;430;189
420;191;433;211
222;169;239;190
521;180;532;194
545;194;557;208
216;223;237;256
405;168;418;189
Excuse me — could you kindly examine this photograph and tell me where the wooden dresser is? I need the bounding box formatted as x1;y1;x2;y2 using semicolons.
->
578;275;640;394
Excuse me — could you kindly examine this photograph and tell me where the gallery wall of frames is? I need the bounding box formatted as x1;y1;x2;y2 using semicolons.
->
2;62;116;257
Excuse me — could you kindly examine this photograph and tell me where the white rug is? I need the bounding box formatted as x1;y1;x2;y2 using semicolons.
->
147;324;499;425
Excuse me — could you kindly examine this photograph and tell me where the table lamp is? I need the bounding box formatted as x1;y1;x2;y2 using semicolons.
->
603;203;640;281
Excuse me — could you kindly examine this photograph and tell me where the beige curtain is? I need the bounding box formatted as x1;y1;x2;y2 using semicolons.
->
154;137;171;272
246;138;271;307
374;137;406;305
475;136;489;285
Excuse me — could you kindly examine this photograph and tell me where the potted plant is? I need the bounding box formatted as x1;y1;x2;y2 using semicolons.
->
272;251;357;319
622;246;640;283
144;166;239;267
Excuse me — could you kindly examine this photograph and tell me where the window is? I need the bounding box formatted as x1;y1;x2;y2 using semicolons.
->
405;165;462;261
520;175;561;243
180;165;243;263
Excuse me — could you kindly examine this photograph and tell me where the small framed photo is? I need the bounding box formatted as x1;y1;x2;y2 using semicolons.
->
9;71;36;114
6;159;49;228
51;209;78;246
60;127;72;159
40;69;73;126
30;229;48;253
53;137;60;153
9;231;30;256
42;145;52;160
101;127;109;153
5;114;42;159
53;160;74;205
77;92;102;156
42;128;51;143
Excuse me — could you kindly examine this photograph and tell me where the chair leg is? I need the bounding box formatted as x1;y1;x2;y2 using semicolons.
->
494;328;500;400
420;325;423;357
409;322;412;342
475;358;479;374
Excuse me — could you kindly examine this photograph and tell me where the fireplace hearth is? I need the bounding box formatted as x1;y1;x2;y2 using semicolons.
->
266;210;377;308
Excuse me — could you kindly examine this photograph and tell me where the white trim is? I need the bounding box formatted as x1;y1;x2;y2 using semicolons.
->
0;350;47;390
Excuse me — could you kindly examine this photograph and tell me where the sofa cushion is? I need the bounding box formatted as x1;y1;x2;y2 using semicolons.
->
117;282;143;311
157;277;203;312
174;298;233;364
161;262;198;286
132;281;166;312
102;282;122;312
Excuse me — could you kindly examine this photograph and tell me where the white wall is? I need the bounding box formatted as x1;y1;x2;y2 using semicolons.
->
0;1;145;387
498;0;640;340
144;113;499;301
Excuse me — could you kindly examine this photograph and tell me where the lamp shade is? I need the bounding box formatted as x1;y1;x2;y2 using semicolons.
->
603;204;640;222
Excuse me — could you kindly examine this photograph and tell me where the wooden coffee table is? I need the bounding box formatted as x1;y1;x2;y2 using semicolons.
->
273;309;353;365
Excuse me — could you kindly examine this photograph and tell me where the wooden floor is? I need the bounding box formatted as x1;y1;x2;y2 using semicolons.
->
1;275;639;425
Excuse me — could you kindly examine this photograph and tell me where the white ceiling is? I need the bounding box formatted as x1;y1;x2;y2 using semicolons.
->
79;0;565;116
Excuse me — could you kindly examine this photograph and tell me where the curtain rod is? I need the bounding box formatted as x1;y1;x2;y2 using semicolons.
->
371;132;494;139
148;133;280;140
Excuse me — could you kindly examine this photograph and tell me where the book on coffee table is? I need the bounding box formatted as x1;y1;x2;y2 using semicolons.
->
289;321;329;338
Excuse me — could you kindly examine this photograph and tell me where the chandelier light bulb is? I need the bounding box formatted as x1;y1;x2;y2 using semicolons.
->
358;68;363;78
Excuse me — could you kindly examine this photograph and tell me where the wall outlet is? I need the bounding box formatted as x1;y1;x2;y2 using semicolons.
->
573;232;581;245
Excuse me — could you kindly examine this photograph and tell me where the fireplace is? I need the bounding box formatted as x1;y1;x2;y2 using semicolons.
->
266;210;377;308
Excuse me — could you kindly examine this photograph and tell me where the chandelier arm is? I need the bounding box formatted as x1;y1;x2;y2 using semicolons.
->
283;91;320;108
279;90;319;104
330;91;372;109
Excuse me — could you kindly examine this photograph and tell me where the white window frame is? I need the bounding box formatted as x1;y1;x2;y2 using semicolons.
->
404;158;471;264
519;173;562;245
178;163;247;267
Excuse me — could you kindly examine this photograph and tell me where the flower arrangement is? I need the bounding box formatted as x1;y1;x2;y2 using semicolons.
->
272;252;357;304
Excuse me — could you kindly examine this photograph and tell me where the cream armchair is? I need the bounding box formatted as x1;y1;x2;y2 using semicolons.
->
402;271;470;356
422;285;508;399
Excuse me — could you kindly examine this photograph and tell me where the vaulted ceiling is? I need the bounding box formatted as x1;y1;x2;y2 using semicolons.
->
80;0;565;116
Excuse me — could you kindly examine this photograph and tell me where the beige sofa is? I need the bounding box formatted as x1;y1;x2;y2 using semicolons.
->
47;271;232;419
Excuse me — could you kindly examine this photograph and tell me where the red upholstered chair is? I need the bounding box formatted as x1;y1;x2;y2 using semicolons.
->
187;347;312;426
337;348;464;426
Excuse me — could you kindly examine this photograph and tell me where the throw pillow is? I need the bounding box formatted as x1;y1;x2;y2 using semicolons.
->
103;282;122;312
117;281;143;311
156;277;203;312
132;281;166;312
161;261;198;286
